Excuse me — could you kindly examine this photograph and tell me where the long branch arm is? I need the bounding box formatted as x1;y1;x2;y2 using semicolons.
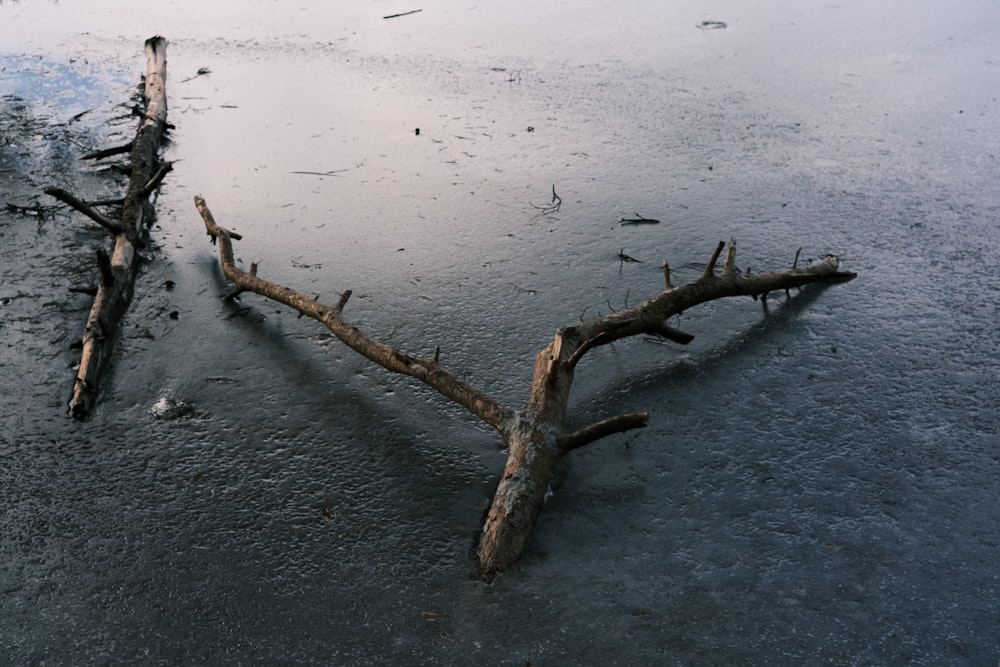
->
564;243;856;367
195;196;517;436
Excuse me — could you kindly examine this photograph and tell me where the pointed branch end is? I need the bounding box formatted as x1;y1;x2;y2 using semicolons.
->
722;238;738;276
652;322;694;345
336;289;353;312
560;412;650;453
195;196;243;243
702;240;727;278
662;260;672;290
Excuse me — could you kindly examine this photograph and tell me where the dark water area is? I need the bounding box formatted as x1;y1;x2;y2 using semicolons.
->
2;1;999;664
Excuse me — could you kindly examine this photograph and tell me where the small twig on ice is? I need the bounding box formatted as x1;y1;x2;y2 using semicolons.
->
617;248;642;263
530;185;562;215
180;67;211;83
618;248;642;274
383;9;423;19
619;213;660;225
69;106;98;123
290;167;357;177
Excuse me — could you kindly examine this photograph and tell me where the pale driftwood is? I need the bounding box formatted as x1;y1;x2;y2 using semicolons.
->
46;37;170;420
195;195;856;575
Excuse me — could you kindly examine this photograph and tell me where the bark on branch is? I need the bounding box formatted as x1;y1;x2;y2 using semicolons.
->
46;36;170;420
195;196;856;576
195;196;516;435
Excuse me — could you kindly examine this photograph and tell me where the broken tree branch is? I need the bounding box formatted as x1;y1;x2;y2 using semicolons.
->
195;196;516;435
46;36;171;420
195;196;856;576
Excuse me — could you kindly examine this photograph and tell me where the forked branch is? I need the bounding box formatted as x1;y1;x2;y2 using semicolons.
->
194;195;856;576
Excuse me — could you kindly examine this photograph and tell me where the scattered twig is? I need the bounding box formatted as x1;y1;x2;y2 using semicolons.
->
5;201;56;217
69;106;98;123
180;67;211;83
290;167;357;177
619;213;660;225
618;248;642;263
383;9;422;19
530;184;561;215
618;248;643;274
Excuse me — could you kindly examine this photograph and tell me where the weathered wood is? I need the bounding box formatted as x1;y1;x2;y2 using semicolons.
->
476;244;856;574
195;196;856;575
47;36;170;420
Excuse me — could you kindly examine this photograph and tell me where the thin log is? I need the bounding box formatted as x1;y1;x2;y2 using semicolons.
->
195;195;856;576
50;36;170;420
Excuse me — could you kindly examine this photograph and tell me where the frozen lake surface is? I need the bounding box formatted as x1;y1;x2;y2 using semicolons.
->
2;1;998;663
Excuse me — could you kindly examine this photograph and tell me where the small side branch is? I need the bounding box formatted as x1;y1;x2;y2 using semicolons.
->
44;186;122;234
702;240;726;278
559;412;650;453
336;290;352;311
722;238;738;276
648;322;694;345
82;141;134;161
143;162;174;197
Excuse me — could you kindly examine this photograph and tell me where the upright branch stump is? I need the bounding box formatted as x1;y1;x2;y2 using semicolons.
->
45;36;171;420
195;197;856;576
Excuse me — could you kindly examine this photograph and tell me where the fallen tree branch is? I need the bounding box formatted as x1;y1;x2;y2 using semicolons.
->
195;196;856;576
46;36;171;420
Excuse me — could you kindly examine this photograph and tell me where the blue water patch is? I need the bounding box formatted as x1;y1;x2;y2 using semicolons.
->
0;54;131;119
